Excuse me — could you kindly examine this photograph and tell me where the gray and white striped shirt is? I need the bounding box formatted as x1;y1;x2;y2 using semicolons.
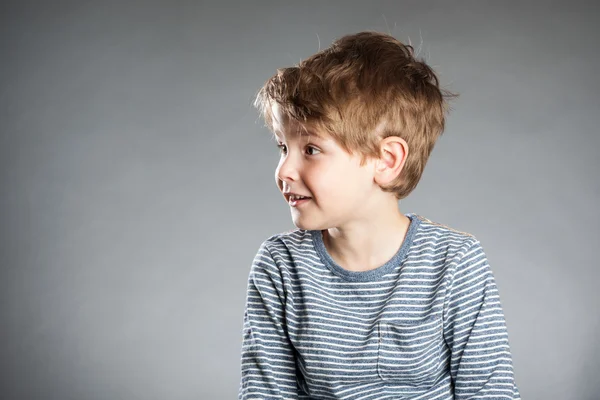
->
239;213;520;399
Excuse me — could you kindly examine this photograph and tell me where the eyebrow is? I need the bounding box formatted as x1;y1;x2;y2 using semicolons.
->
274;130;323;141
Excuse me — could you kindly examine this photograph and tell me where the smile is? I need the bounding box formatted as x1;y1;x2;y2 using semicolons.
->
289;197;311;207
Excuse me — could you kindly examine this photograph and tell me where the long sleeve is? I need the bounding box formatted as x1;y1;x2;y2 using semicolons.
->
239;242;300;400
443;240;521;399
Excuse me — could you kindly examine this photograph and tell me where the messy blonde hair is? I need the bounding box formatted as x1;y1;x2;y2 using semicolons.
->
254;31;458;200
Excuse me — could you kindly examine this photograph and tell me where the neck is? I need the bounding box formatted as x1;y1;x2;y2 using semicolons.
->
322;205;411;272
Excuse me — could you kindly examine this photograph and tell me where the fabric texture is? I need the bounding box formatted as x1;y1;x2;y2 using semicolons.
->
239;213;520;399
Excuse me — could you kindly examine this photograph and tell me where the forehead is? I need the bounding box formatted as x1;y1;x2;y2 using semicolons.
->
273;126;323;142
271;103;324;141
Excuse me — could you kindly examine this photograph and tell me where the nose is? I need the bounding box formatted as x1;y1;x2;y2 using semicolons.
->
275;152;300;190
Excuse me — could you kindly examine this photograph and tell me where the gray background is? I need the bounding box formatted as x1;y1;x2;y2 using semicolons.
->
1;1;599;399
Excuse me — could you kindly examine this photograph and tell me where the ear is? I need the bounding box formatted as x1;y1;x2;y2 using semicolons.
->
373;136;408;186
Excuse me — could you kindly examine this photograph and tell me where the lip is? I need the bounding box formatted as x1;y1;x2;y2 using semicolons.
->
283;192;312;202
289;197;311;207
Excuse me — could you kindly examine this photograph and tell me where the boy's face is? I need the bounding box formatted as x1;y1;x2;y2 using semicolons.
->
271;104;380;231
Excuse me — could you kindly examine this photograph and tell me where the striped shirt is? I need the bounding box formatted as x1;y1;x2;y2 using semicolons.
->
239;213;520;399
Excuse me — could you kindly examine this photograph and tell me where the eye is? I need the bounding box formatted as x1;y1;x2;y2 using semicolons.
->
306;146;321;156
276;143;321;156
276;143;287;154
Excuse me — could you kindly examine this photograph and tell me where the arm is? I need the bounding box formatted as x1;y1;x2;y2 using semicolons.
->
239;242;300;400
443;240;521;400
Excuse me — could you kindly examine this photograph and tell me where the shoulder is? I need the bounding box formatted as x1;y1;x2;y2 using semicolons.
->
252;228;316;271
258;228;314;254
409;215;495;295
407;213;488;278
412;214;493;277
412;213;476;240
411;213;479;249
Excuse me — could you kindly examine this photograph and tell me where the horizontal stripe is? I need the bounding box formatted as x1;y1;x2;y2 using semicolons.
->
239;212;520;399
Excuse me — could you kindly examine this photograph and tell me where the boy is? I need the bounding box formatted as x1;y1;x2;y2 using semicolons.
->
239;31;520;399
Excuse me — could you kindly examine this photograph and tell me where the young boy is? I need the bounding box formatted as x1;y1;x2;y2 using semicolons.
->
239;31;520;399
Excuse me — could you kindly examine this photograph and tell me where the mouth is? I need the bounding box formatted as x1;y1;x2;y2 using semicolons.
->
289;197;311;207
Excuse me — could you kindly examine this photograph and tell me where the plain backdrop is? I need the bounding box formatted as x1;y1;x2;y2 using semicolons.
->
1;1;599;399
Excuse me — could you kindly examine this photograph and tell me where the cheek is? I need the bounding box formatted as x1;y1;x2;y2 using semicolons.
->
327;165;369;195
307;168;337;195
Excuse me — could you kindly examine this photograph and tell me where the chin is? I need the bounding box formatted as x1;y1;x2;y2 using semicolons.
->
292;217;329;232
291;220;310;230
291;216;314;231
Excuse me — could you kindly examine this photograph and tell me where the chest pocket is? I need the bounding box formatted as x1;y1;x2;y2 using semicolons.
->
377;315;443;386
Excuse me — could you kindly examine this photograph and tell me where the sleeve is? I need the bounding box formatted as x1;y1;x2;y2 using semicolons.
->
442;239;521;400
239;241;300;400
